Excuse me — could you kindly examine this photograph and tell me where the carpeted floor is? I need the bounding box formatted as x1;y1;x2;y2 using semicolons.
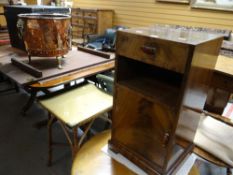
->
0;81;72;175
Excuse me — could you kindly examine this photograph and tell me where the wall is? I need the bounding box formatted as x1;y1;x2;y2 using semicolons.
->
25;0;51;5
0;1;51;26
73;0;233;31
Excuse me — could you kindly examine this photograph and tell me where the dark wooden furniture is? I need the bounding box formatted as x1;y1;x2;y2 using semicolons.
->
0;46;115;113
71;8;113;45
71;130;199;175
109;26;223;175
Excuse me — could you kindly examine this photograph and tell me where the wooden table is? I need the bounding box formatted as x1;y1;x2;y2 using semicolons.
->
205;55;233;114
71;130;199;175
0;45;115;113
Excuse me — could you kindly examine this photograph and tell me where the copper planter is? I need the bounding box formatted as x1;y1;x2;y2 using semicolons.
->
17;13;71;67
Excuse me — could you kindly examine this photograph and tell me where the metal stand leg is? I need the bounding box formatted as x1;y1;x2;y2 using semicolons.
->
56;56;62;69
21;90;37;115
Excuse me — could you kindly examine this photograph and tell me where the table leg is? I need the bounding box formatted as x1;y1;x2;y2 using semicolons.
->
59;121;74;153
47;113;55;166
21;90;37;115
0;73;4;82
14;83;19;93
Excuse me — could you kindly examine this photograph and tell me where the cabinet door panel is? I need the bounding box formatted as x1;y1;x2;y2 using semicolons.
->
112;85;175;167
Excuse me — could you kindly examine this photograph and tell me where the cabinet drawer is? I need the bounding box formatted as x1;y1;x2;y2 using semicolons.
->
117;32;190;73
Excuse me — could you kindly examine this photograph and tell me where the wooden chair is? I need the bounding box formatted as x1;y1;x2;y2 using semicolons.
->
177;111;233;175
39;82;113;166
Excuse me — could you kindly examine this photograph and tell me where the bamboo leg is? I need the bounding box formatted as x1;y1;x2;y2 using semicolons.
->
72;126;79;159
59;121;74;153
78;119;95;148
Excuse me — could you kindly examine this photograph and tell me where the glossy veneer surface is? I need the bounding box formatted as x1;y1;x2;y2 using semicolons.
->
110;25;223;174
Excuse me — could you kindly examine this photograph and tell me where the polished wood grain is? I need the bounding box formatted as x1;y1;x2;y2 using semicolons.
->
30;60;114;88
116;31;189;74
112;84;175;168
110;27;223;174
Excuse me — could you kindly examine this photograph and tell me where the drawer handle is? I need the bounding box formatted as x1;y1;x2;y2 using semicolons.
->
162;133;170;147
141;45;157;57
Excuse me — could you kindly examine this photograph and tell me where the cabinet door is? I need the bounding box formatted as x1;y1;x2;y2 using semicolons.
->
112;85;175;168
